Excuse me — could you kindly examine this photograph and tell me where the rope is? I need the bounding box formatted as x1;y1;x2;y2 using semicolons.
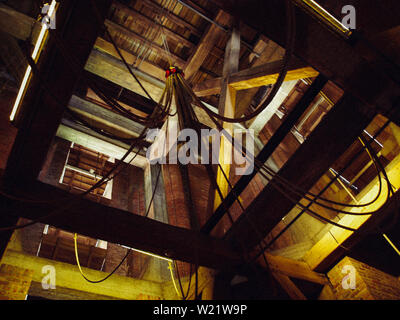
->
74;233;130;283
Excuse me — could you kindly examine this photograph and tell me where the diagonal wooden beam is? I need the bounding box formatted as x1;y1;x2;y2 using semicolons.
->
201;75;328;234
272;272;307;300
3;0;113;184
0;3;41;43
184;9;232;81
304;170;400;273
260;253;329;285
224;93;374;250
94;37;166;81
78;71;157;115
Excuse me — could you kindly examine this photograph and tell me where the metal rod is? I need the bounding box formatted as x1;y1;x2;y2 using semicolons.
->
175;0;260;57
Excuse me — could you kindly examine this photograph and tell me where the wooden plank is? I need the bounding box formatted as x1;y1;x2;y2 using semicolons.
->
0;178;242;270
105;19;187;68
80;71;157;114
261;253;329;285
0;4;41;43
2;249;163;300
84;49;165;102
139;0;202;37
94;37;166;81
112;2;195;49
3;0;113;184
229;63;319;90
272;272;307;300
192;77;222;97
224;93;374;250
192;59;318;96
184;9;232;81
68;95;146;138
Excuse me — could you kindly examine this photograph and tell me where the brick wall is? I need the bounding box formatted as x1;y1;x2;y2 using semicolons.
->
0;264;33;300
327;256;400;300
110;162;145;214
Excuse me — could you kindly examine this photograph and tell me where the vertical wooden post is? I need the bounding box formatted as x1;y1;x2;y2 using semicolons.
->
213;27;241;215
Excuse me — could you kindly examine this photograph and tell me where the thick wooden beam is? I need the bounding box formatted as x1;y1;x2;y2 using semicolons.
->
211;0;400;122
192;59;318;96
201;75;328;234
184;10;232;81
261;253;329;285
2;249;163;300
85;49;165;102
272;272;307;300
105;19;187;68
56;122;149;169
192;77;222;97
79;71;157;115
304;159;400;273
94;37;166;81
0;179;242;270
213;28;240;214
68;95;146;138
224;93;374;250
4;0;112;184
0;4;41;43
229;62;318;91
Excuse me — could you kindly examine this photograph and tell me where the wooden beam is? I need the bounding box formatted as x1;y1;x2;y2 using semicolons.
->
304;158;400;272
192;77;222;97
192;59;318;96
211;0;400;123
272;272;307;300
3;0;112;184
213;28;240;214
94;37;166;81
229;62;318;91
0;4;41;43
0;179;242;270
105;19;187;68
201;75;328;234
80;71;157;114
2;249;163;300
56;121;149;169
224;93;374;250
184;9;232;81
85;49;165;102
261;253;329;285
139;0;202;37
68;95;146;138
112;2;195;49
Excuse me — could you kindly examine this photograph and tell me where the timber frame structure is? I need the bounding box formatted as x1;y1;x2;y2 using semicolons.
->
0;0;400;300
